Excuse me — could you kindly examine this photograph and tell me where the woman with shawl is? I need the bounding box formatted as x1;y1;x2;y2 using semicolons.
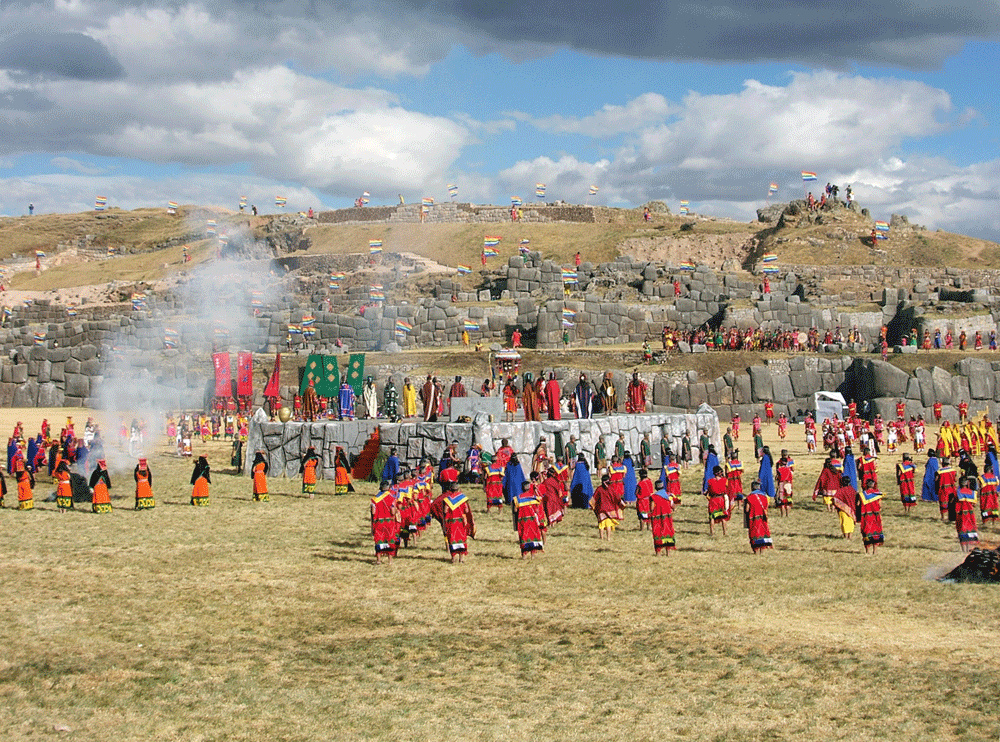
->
832;475;856;539
251;451;269;502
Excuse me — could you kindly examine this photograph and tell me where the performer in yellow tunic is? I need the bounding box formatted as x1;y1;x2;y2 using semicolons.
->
402;377;417;418
134;458;155;509
55;459;73;511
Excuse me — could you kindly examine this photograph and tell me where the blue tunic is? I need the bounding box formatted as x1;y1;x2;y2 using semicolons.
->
844;453;859;491
503;459;526;505
622;454;638;503
338;386;355;420
570;460;594;508
922;456;940;502
381;455;399;483
758;452;775;500
702;451;719;492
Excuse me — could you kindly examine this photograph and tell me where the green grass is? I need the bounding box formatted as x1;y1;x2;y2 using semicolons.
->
0;408;997;741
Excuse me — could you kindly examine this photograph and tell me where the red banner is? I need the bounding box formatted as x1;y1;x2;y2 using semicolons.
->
212;352;232;398
264;353;281;399
237;351;253;397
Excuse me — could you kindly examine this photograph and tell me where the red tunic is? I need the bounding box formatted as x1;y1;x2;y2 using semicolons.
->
896;462;916;506
857;490;885;546
744;491;772;552
979;473;999;522
515;496;544;553
484;464;504;507
608;463;626;499
371;492;399;556
726;461;744;497
705;475;730;522
859;456;878;488
649;492;675;553
543;379;562;420
443;493;475;554
635;478;653;520
665;463;681;500
540;475;565;524
935;466;957;515
626;380;647;414
954;489;979;545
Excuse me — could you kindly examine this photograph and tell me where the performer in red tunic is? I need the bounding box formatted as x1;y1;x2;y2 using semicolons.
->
704;465;730;535
764;401;774;424
725;451;744;502
608;456;626;500
744;481;772;554
515;483;545;557
935;458;958;521
775;453;793;516
954;478;979;552
543;372;562;420
442;482;476;563
649;480;676;555
896;453;917;513
634;469;653;530
625;371;647;414
540;468;565;526
371;480;400;564
857;479;885;555
979;464;999;524
663;457;682;502
859;447;878;488
483;460;505;512
933;401;943;422
590;474;624;540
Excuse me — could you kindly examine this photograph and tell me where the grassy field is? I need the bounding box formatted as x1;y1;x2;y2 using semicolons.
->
1;408;998;741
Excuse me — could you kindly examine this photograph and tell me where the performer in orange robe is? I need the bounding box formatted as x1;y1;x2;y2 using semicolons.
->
134;458;155;509
91;459;112;514
55;459;73;511
301;447;320;497
251;451;269;502
15;459;34;510
190;456;211;506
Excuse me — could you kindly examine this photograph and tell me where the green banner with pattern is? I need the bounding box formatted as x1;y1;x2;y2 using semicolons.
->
300;354;340;397
346;353;365;397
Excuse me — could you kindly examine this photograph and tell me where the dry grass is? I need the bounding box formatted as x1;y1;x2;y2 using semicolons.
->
1;408;998;741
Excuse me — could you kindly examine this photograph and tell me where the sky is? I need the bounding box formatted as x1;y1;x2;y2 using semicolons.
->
0;0;998;240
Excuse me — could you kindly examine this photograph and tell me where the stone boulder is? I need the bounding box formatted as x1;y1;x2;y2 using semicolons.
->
868;360;909;398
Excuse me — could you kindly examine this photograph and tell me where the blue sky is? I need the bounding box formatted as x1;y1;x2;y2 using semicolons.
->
0;1;997;240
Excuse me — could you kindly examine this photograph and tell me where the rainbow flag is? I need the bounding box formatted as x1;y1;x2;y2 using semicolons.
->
328;281;340;290
35;250;45;257
762;253;778;263
679;207;689;215
206;219;217;235
33;332;46;345
679;261;695;271
447;184;459;198
535;184;546;198
680;200;689;207
511;196;522;206
2;307;11;316
464;320;479;331
330;271;346;280
239;196;247;208
370;285;384;301
369;239;383;254
768;182;778;195
483;247;499;257
457;264;472;275
589;185;599;196
275;196;287;207
762;266;780;274
106;246;116;256
302;315;315;327
287;324;301;335
66;307;77;317
94;196;107;211
562;308;576;320
22;299;32;307
163;337;177;349
875;220;890;232
801;171;817;182
561;269;578;283
131;292;147;310
167;201;179;212
361;191;371;204
395;318;413;333
484;236;501;247
421;197;434;207
250;291;263;308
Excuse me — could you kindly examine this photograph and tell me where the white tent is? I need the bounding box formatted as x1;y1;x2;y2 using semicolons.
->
814;391;847;421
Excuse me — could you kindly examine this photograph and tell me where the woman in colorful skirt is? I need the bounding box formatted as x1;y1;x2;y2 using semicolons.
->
15;459;34;510
55;459;73;511
134;458;154;509
856;479;884;555
190;456;211;506
744;480;773;554
251;451;269;502
954;478;979;552
334;447;354;495
649;480;676;555
832;476;857;539
300;447;320;498
90;460;112;514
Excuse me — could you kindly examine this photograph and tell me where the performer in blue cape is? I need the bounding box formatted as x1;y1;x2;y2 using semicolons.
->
569;454;593;508
7;437;17;474
843;446;859;491
381;447;400;483
622;451;638;503
26;436;38;473
573;373;594;419
702;445;719;492
986;443;999;484
757;445;775;500
921;450;940;502
503;455;526;506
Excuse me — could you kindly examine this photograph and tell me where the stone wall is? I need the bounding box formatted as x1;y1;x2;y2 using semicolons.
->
315;203;619;226
245;410;720;478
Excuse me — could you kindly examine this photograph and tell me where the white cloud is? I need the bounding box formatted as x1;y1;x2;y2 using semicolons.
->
51;156;106;175
511;93;674;137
